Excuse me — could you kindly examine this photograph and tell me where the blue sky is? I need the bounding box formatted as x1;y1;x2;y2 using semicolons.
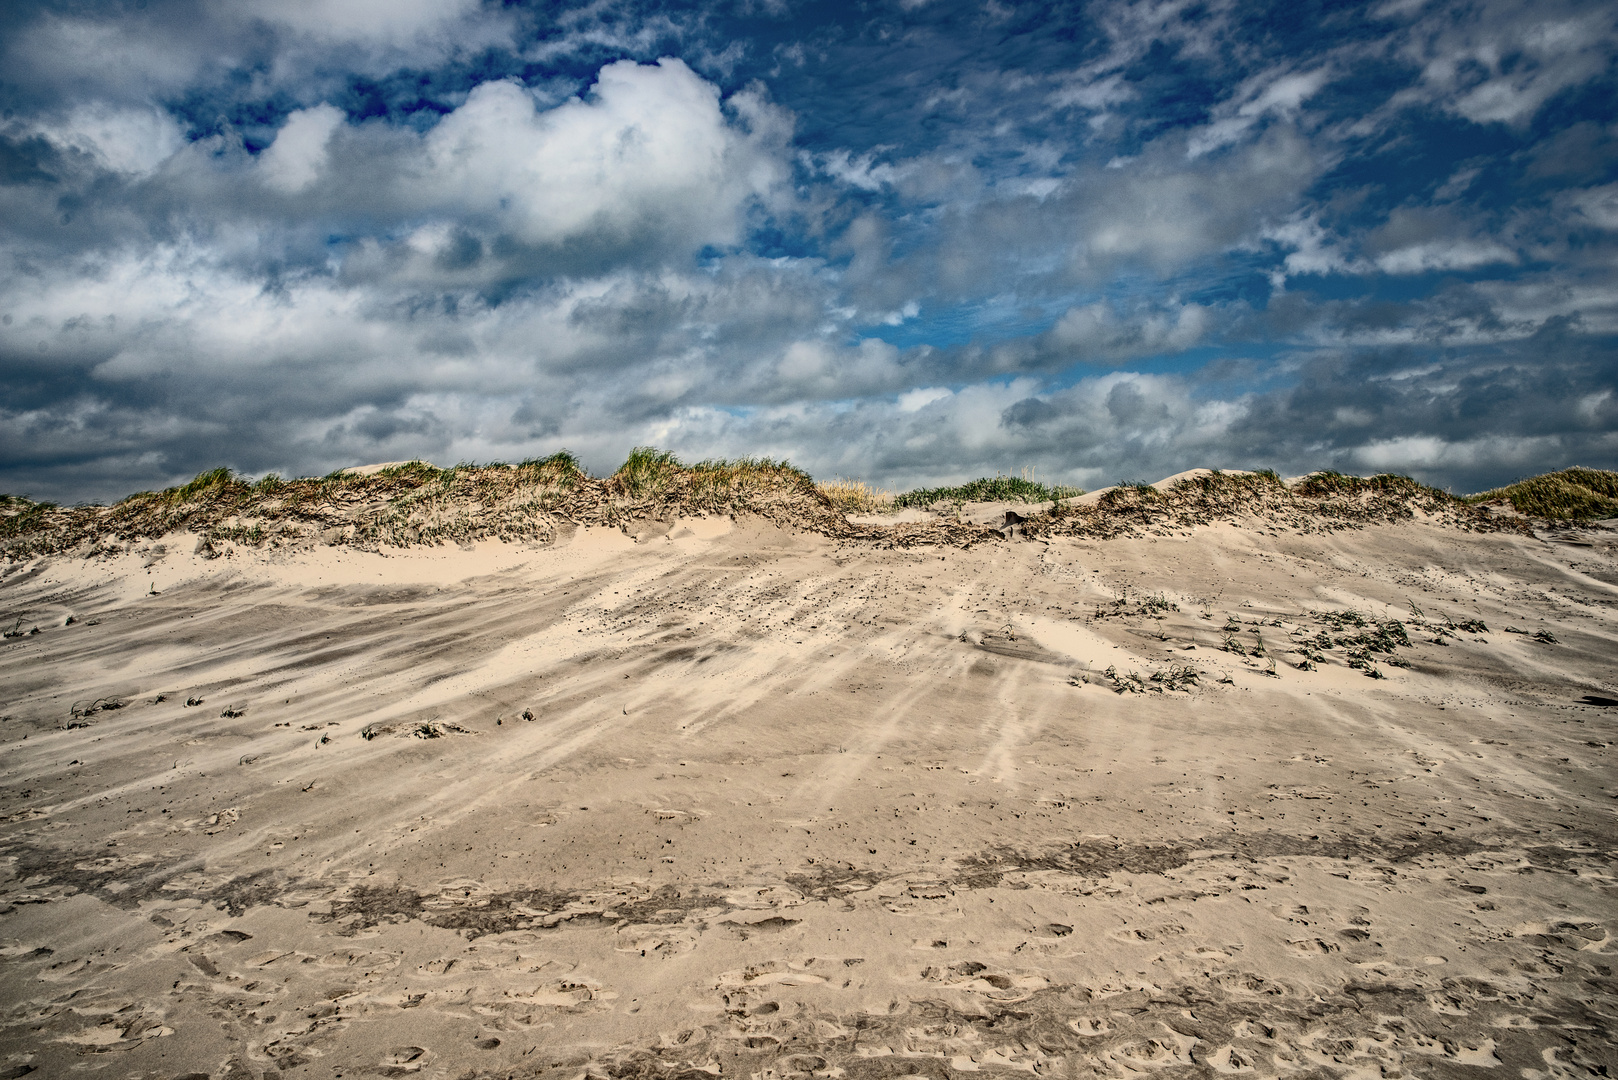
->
1;0;1615;502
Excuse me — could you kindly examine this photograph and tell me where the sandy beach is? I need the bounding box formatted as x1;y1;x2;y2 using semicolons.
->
1;499;1615;1079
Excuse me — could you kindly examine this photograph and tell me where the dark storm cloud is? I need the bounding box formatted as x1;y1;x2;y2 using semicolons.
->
1;0;1615;503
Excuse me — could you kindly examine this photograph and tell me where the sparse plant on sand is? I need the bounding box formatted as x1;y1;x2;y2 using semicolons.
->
1150;665;1201;691
1102;665;1147;694
1139;592;1178;615
1103;664;1200;694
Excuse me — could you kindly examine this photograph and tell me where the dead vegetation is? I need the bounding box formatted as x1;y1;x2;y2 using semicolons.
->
815;479;893;514
0;457;1580;562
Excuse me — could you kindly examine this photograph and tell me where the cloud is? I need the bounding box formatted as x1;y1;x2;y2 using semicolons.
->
27;103;185;177
1374;240;1517;275
1049;301;1211;362
411;61;788;256
1395;0;1618;127
259;105;345;193
1562;184;1618;232
1187;66;1329;158
252;0;488;44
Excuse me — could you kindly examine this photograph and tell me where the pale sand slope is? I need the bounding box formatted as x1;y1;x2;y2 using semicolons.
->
0;512;1615;1080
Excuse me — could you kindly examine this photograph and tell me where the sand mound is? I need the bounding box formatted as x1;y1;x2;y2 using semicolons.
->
1;501;1614;1077
3;457;1617;1078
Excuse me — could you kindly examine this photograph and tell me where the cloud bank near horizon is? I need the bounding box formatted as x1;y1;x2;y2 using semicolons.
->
1;0;1615;503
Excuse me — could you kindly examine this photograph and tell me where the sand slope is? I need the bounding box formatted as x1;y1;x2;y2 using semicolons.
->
1;512;1615;1079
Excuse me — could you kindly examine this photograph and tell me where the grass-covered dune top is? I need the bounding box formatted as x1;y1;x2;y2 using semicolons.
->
2;456;1608;562
1467;467;1618;522
0;451;844;561
1025;470;1512;544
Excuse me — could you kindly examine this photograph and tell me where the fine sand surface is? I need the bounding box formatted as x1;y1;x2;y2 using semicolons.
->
1;506;1616;1079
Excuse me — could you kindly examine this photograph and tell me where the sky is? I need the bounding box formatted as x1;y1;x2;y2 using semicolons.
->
2;0;1616;504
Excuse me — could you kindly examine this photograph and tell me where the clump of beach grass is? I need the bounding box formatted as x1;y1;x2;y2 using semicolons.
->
892;472;1084;510
817;479;894;514
612;446;684;499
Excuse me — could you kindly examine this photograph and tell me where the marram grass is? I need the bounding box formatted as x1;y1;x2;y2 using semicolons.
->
1467;467;1618;522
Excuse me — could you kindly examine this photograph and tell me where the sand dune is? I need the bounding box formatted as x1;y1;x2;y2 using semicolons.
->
1;492;1615;1079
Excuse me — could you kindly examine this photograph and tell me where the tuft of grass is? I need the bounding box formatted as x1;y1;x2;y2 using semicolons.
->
375;460;447;480
818;479;893;514
892;475;1084;509
162;467;249;506
515;452;585;489
1292;471;1449;501
0;494;51;513
1467;467;1618;521
0;494;56;542
691;457;814;500
613;447;685;499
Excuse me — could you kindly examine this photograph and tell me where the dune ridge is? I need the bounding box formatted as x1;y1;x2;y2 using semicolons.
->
0;458;1534;566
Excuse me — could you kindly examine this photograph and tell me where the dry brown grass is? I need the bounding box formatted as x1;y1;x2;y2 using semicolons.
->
816;479;894;514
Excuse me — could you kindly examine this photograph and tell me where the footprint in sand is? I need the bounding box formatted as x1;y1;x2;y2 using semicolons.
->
1110;923;1186;943
718;960;829;988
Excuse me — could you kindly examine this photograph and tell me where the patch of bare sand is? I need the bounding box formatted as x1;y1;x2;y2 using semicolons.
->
1;513;1615;1079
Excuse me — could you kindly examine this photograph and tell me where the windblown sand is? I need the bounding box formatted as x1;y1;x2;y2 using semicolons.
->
1;508;1615;1079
